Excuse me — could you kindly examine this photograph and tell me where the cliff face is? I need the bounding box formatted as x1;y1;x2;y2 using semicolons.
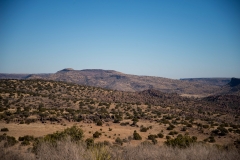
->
228;78;240;87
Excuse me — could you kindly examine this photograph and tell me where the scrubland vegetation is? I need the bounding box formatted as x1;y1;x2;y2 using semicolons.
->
0;79;239;159
1;126;240;160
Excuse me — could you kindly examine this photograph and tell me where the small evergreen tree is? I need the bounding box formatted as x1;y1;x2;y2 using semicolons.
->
133;130;142;140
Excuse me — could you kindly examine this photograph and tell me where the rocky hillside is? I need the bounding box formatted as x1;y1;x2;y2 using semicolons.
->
215;78;240;96
0;79;239;124
0;68;229;96
180;78;231;86
4;69;221;96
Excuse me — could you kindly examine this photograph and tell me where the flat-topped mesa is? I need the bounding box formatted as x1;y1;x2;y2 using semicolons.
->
228;77;240;87
80;69;120;73
59;68;74;72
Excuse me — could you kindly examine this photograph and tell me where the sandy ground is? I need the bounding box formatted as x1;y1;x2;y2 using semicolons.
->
0;120;237;146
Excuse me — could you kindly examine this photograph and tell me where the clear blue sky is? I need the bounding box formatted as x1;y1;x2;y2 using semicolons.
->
1;0;240;79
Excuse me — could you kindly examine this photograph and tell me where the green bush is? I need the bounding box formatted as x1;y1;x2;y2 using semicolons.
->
157;133;164;138
169;131;178;135
209;136;216;143
18;135;34;141
151;138;157;144
85;138;94;148
167;124;175;130
203;124;209;129
115;137;123;145
148;134;158;140
39;126;84;144
96;120;103;126
148;134;158;145
21;140;30;146
181;126;187;131
0;134;18;147
212;127;228;136
165;134;197;148
133;130;142;140
140;127;149;132
93;131;102;138
120;122;129;126
1;127;9;132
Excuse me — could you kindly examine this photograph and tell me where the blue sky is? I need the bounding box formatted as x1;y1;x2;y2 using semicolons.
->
0;0;240;79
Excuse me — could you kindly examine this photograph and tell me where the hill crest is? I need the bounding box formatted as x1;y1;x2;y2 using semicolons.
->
0;69;235;96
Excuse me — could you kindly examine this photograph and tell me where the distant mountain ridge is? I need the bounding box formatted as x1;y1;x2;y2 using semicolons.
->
180;78;231;86
0;68;236;96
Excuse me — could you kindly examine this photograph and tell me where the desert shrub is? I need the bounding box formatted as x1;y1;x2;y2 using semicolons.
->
88;144;112;160
120;122;129;126
209;136;216;143
0;135;18;147
21;140;30;146
181;126;187;131
148;134;158;144
212;127;228;136
235;129;240;134
113;118;120;123
148;134;158;140
93;131;101;138
25;119;36;124
165;134;197;148
37;126;84;145
115;137;123;145
151;138;157;145
133;130;142;140
79;102;85;107
119;143;240;160
0;142;35;159
167;124;175;130
3;139;240;160
1;128;9;132
157;133;164;138
33;139;88;160
141;141;152;145
96;120;103;126
169;131;178;135
18;135;34;141
103;140;111;146
220;123;229;127
140;126;149;132
0;106;5;112
131;117;139;125
160;118;169;124
234;139;240;148
230;124;238;129
228;128;233;132
203;124;209;129
20;121;24;124
85;138;94;148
